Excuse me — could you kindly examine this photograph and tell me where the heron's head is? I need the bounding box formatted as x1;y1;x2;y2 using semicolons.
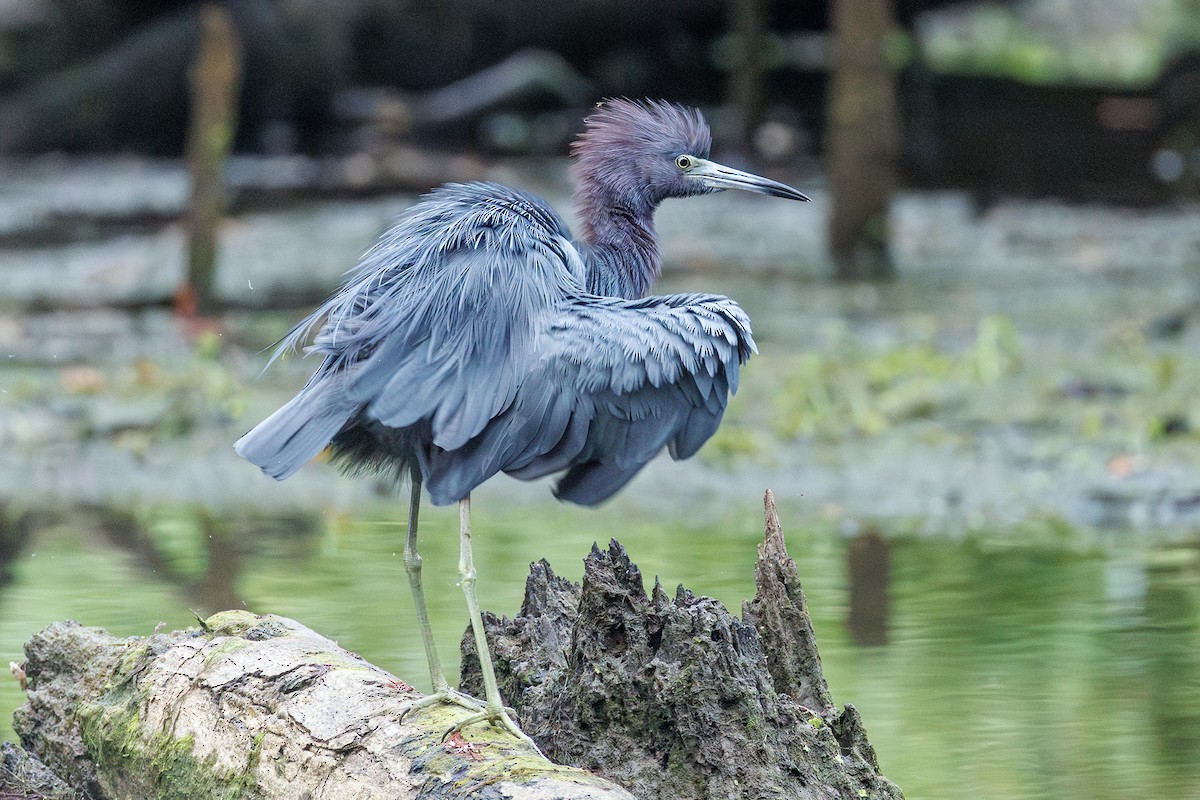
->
571;99;808;215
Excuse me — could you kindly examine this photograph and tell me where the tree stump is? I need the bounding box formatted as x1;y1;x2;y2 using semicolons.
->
460;490;903;799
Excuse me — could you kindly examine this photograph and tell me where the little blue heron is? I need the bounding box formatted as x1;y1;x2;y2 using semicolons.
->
235;99;808;745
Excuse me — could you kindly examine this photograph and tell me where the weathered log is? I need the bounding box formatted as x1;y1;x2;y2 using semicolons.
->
460;490;903;799
12;613;633;799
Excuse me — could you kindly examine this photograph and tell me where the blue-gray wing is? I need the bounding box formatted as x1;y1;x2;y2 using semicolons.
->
284;181;581;371
422;292;755;506
235;181;584;481
347;242;582;452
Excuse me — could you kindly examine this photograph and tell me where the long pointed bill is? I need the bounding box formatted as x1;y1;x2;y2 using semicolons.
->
688;157;810;201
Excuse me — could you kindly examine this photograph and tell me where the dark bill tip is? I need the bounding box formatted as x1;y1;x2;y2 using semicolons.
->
689;158;810;202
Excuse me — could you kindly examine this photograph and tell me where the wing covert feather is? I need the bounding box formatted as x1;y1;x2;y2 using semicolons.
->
416;292;753;506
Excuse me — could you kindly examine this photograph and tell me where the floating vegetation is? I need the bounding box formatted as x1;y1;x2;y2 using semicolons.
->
759;313;1200;453
771;315;1022;439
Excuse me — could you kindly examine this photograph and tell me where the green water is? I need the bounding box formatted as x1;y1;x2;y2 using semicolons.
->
1;502;1196;800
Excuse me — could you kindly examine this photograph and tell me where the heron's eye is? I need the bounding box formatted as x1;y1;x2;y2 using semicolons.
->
675;155;693;171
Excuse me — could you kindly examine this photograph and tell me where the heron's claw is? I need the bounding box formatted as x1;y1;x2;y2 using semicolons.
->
399;691;538;752
399;687;485;721
441;706;542;755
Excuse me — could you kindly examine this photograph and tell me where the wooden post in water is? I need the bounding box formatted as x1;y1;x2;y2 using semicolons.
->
725;0;768;150
825;0;899;280
182;3;242;315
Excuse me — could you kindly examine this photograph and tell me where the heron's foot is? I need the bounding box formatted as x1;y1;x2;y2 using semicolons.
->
401;689;540;752
442;706;541;754
399;686;489;720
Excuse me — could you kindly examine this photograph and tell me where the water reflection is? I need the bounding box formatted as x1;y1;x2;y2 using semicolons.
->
0;503;1197;800
847;525;891;646
1144;557;1200;788
0;506;37;587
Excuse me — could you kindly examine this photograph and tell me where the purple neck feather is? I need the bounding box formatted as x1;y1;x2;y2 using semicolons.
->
567;100;712;300
573;182;662;300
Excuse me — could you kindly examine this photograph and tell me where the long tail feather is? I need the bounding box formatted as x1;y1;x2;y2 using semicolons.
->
235;380;354;480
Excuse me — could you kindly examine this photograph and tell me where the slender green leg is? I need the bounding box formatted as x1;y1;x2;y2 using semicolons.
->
445;495;540;750
403;473;452;693
400;472;485;717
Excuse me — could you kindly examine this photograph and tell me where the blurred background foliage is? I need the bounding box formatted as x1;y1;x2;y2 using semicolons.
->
918;0;1200;88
